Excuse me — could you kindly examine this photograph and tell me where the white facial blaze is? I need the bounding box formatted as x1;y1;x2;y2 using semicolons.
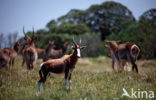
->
77;48;81;57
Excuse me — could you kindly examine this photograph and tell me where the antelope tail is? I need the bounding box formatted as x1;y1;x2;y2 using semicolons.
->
39;63;43;79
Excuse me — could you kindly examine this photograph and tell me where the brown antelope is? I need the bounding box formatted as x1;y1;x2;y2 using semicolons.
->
38;37;86;92
21;27;31;66
44;41;69;61
35;48;46;61
104;44;128;70
22;27;38;69
3;41;21;66
0;49;11;68
21;29;48;63
34;41;56;61
105;40;140;73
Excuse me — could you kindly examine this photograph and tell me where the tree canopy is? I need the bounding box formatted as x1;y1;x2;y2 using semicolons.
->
54;1;136;40
20;2;156;59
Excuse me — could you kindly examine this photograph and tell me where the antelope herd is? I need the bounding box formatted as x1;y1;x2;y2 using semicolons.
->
0;27;141;92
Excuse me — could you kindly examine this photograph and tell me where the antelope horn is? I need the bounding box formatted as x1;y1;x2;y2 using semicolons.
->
79;38;82;44
72;37;77;46
23;26;26;35
23;26;30;39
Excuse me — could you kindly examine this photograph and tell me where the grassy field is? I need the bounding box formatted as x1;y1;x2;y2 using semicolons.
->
0;56;156;100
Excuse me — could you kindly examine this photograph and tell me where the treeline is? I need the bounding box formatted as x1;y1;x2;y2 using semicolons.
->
0;32;18;49
21;1;156;59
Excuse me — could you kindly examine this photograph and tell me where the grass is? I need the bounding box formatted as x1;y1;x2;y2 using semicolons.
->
0;56;156;100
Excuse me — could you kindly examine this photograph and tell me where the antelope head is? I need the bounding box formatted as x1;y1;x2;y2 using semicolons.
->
72;37;86;58
22;26;37;46
13;41;21;52
48;40;55;49
23;26;31;44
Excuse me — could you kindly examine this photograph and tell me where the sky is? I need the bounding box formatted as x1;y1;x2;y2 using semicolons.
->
0;0;156;37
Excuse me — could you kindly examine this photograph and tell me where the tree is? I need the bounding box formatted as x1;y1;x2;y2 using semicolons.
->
0;33;5;48
7;32;18;48
56;1;135;40
139;8;156;23
46;20;57;33
36;29;48;35
54;22;90;35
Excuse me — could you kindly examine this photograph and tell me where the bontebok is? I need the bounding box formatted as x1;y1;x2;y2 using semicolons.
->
38;37;86;92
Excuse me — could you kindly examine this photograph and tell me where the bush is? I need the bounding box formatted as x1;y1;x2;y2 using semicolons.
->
80;33;106;57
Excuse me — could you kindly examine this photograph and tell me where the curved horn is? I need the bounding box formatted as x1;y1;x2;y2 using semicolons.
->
79;38;82;44
72;37;77;46
23;26;26;35
23;26;30;40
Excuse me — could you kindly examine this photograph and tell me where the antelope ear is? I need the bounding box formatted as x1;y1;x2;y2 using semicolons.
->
81;46;86;50
71;46;75;49
104;44;109;48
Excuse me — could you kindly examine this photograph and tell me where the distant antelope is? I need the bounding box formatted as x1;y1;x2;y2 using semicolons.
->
38;37;86;92
22;27;38;69
3;41;21;66
35;48;46;61
44;41;69;61
104;44;128;70
105;40;140;73
0;49;11;68
35;40;56;61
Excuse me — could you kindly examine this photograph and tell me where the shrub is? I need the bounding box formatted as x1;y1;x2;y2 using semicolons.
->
80;33;106;57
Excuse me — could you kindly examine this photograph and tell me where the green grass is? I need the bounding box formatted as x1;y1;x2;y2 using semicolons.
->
0;56;156;100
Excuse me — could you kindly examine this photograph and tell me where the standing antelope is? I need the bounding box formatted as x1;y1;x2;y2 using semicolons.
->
0;49;11;68
105;40;140;73
35;40;56;61
104;44;128;70
38;38;86;92
44;41;69;61
22;27;38;69
21;32;53;63
35;48;46;61
42;41;55;61
3;41;21;67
